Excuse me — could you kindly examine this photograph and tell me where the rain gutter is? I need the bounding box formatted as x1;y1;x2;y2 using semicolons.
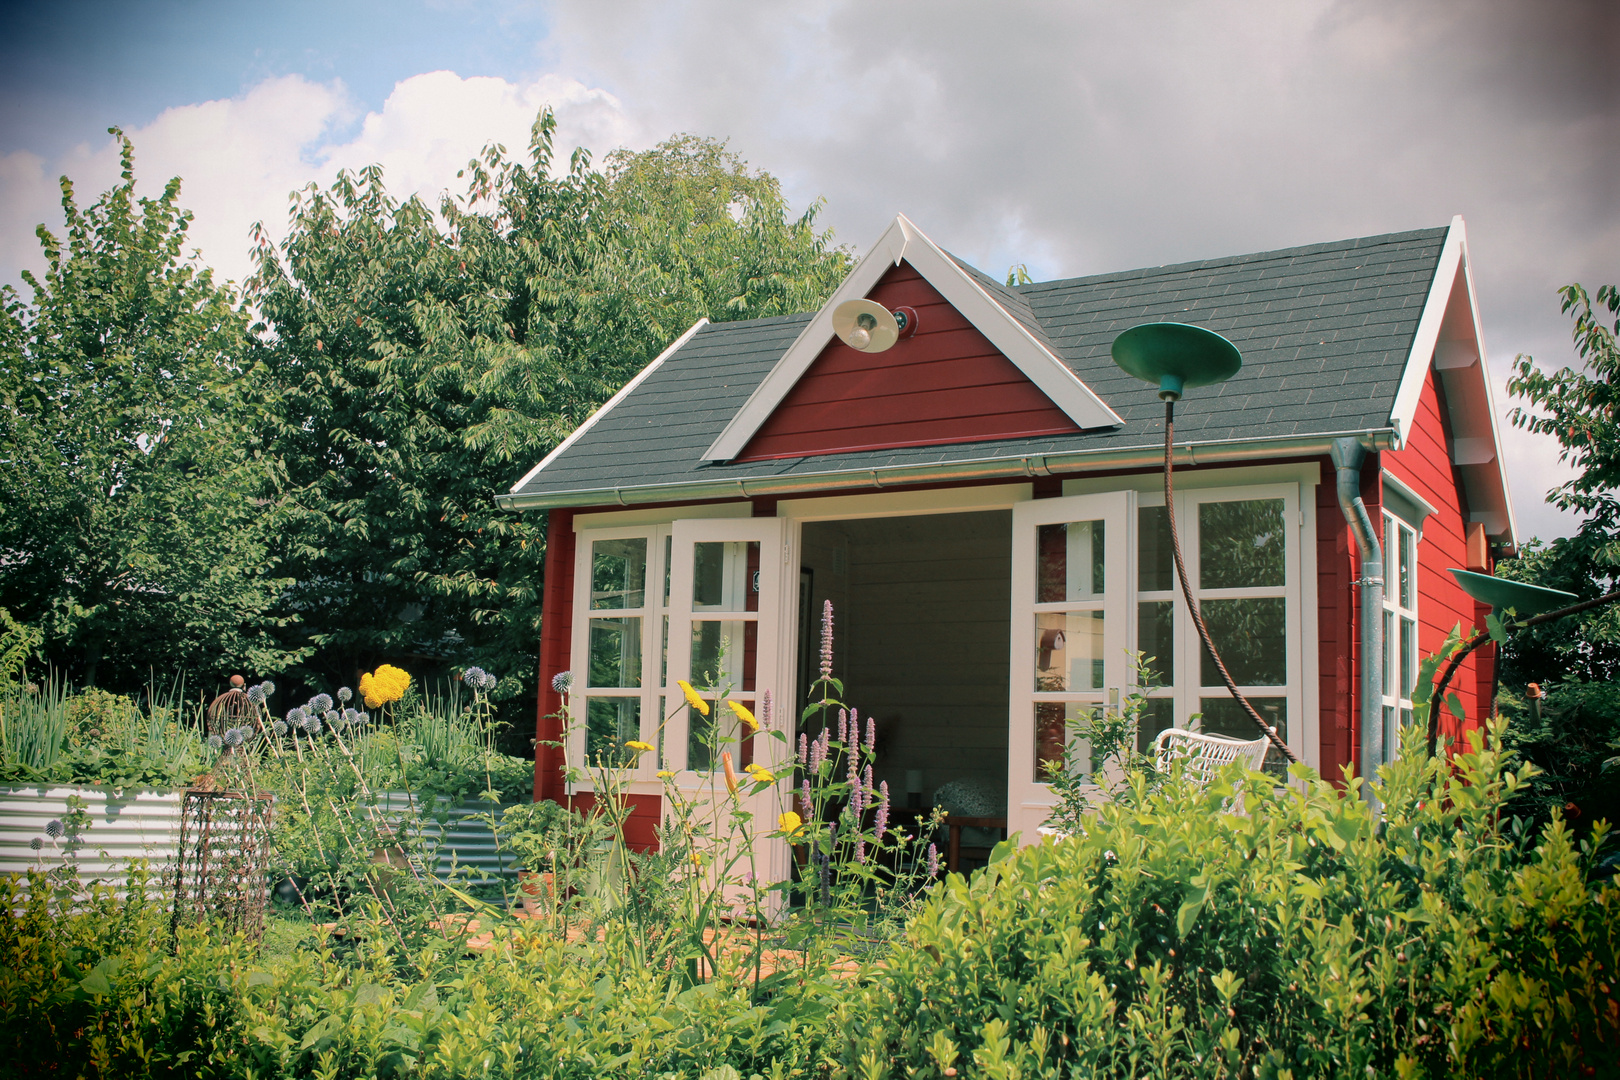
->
1330;437;1386;808
495;428;1399;512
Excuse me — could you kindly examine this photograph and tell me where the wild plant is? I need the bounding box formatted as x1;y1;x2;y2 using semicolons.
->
1039;652;1166;836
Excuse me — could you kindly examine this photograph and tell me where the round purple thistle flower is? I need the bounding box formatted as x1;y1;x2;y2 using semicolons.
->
481;672;498;692
343;708;359;724
207;734;223;750
324;710;338;724
926;843;940;878
462;665;487;688
44;819;64;839
337;686;353;703
223;728;245;748
865;716;876;754
307;717;323;736
272;720;288;736
312;693;333;712
356;711;370;725
29;837;43;850
551;670;574;694
260;680;276;696
798;732;809;768
819;600;834;679
286;707;305;725
246;684;266;704
875;781;890;841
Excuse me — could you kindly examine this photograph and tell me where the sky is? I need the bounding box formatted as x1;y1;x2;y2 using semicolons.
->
2;0;1615;541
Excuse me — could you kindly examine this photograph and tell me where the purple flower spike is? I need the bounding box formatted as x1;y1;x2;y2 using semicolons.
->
819;600;834;679
760;689;771;730
875;781;890;841
798;732;809;767
863;764;874;796
810;732;826;775
837;708;848;746
865;716;876;754
926;843;940;878
855;838;866;864
801;779;812;812
849;780;863;820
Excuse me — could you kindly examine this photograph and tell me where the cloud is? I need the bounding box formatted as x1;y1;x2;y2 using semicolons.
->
1;70;641;290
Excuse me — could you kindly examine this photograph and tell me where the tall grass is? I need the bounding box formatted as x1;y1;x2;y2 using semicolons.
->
0;672;70;771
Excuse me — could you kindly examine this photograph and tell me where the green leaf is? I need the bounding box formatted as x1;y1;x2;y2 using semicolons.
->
1176;885;1208;938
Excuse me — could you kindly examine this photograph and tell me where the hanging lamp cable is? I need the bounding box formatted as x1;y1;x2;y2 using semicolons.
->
1162;399;1300;765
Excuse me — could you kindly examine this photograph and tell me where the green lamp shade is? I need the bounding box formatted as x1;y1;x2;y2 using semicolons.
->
1448;569;1576;617
1111;322;1243;401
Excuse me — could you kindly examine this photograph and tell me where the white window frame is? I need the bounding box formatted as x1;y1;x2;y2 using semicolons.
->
1382;510;1420;756
568;524;673;790
1012;475;1312;835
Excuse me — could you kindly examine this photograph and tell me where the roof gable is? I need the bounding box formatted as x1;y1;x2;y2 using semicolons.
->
704;214;1121;461
738;261;1083;459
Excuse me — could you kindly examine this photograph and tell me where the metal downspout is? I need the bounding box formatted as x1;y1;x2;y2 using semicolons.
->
1331;437;1385;807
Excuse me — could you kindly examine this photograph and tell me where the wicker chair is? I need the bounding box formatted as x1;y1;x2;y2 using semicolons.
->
1153;727;1270;784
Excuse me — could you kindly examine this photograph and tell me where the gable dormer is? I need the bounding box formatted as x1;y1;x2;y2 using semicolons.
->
704;215;1121;462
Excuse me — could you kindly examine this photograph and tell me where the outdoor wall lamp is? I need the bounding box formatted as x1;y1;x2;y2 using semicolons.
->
832;298;918;353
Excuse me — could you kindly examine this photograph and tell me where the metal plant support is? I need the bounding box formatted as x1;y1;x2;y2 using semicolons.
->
169;788;274;942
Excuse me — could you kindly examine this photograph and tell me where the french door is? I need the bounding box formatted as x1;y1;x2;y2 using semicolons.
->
1008;491;1132;840
663;517;791;895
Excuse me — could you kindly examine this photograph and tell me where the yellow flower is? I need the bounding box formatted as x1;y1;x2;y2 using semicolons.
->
778;811;803;837
656;770;675;779
746;763;775;783
359;664;411;709
727;700;758;732
678;680;710;716
625;740;654;753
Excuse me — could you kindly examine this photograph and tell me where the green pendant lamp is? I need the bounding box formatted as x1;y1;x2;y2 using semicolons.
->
1110;322;1243;401
1448;569;1577;620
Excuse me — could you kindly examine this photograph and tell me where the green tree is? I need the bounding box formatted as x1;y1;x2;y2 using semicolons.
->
247;113;849;702
0;131;299;691
1503;283;1620;683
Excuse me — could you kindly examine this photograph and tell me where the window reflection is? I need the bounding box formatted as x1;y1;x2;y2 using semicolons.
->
1199;500;1285;590
591;538;647;609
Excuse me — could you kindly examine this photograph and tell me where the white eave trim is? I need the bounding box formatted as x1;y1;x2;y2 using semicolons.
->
1386;215;1517;546
701;213;1122;462
503;318;709;497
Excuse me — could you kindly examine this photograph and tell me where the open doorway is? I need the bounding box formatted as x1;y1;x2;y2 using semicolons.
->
798;510;1011;862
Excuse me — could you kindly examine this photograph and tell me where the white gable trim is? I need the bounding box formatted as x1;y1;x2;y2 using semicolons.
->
504;318;709;495
702;214;1122;462
1387;216;1517;546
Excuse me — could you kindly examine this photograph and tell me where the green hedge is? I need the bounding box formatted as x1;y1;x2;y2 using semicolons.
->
832;726;1620;1079
5;725;1618;1079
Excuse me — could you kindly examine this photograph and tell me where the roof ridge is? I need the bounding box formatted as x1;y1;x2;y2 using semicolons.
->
1016;225;1451;295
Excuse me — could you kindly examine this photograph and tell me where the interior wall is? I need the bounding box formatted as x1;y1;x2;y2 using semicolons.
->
799;510;1012;807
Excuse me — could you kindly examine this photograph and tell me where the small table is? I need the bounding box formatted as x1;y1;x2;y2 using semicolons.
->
945;815;1008;873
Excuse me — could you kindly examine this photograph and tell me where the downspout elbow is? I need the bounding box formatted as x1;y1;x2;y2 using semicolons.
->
1330;437;1386;805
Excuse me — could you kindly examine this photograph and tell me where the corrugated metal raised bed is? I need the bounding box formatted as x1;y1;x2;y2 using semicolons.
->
0;785;183;896
1;785;524;896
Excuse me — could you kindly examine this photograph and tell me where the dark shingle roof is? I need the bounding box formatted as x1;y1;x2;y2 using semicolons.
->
505;226;1448;507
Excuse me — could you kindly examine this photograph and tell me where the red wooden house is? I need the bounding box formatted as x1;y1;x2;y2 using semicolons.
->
497;214;1514;858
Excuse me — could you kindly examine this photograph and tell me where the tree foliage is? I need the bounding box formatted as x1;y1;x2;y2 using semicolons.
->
0;131;299;690
247;112;849;699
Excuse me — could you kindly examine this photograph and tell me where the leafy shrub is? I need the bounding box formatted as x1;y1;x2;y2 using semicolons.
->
1497;680;1620;841
833;723;1620;1079
0;864;846;1079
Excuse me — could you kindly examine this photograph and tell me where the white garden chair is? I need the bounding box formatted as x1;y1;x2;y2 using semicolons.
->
1153;727;1270;785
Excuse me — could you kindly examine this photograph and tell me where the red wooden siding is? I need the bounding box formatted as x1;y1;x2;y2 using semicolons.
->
1384;366;1495;753
535;508;575;804
738;261;1082;460
1315;459;1355;781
